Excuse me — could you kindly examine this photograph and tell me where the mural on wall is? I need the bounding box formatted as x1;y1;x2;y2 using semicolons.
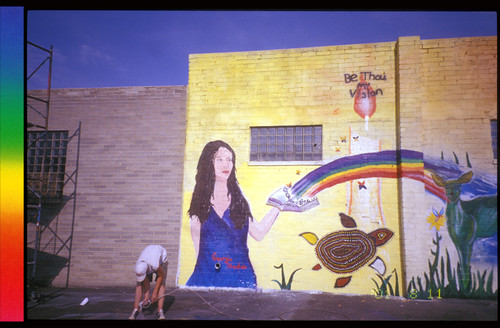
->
284;147;496;298
345;71;384;130
180;120;495;298
181;140;495;297
185;140;258;289
347;128;385;226
300;213;394;288
180;52;496;299
340;70;497;298
409;153;498;299
431;171;497;286
185;140;317;289
275;149;421;294
272;263;301;290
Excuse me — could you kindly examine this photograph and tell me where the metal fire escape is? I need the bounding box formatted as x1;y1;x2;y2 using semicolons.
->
26;41;81;302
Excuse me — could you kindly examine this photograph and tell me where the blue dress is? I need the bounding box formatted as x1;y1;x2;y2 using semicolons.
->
186;207;257;288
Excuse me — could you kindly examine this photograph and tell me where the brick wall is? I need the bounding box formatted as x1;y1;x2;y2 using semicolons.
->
27;86;187;287
421;36;497;174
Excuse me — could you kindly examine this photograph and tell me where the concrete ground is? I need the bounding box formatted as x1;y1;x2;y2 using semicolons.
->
27;286;497;321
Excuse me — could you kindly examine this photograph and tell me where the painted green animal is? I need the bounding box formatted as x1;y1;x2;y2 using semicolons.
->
431;171;497;288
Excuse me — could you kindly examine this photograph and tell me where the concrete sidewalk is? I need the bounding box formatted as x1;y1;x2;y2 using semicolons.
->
27;286;497;321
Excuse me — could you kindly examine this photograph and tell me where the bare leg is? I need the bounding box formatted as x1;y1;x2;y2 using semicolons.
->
157;283;165;311
129;282;144;319
133;283;142;310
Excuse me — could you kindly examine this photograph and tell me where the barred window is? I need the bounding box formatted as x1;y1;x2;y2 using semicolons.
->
27;130;68;202
250;125;322;162
491;120;497;160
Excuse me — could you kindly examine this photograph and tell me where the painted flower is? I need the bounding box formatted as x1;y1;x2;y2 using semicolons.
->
426;208;446;231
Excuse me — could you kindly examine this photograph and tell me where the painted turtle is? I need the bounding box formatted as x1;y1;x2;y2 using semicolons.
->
300;213;393;288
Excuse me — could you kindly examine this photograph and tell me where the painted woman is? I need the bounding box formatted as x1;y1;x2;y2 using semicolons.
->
186;140;282;288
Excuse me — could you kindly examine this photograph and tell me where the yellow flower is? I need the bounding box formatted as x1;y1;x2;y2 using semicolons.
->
427;208;446;231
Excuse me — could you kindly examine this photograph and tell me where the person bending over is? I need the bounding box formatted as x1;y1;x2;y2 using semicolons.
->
129;245;168;320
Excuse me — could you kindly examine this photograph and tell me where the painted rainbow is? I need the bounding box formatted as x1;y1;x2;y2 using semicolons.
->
290;149;447;202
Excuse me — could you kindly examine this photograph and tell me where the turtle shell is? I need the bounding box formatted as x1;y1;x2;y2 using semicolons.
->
315;229;391;274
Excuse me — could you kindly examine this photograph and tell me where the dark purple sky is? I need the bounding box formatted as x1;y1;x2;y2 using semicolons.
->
27;10;497;89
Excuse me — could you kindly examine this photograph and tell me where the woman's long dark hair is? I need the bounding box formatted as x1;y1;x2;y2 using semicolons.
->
188;140;253;229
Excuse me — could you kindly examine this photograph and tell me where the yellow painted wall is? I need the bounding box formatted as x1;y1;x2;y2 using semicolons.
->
179;41;404;295
179;36;497;297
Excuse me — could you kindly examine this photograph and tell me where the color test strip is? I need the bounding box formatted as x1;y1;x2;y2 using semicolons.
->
0;6;24;322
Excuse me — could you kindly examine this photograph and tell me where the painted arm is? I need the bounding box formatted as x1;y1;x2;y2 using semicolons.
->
190;215;201;258
249;206;281;241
